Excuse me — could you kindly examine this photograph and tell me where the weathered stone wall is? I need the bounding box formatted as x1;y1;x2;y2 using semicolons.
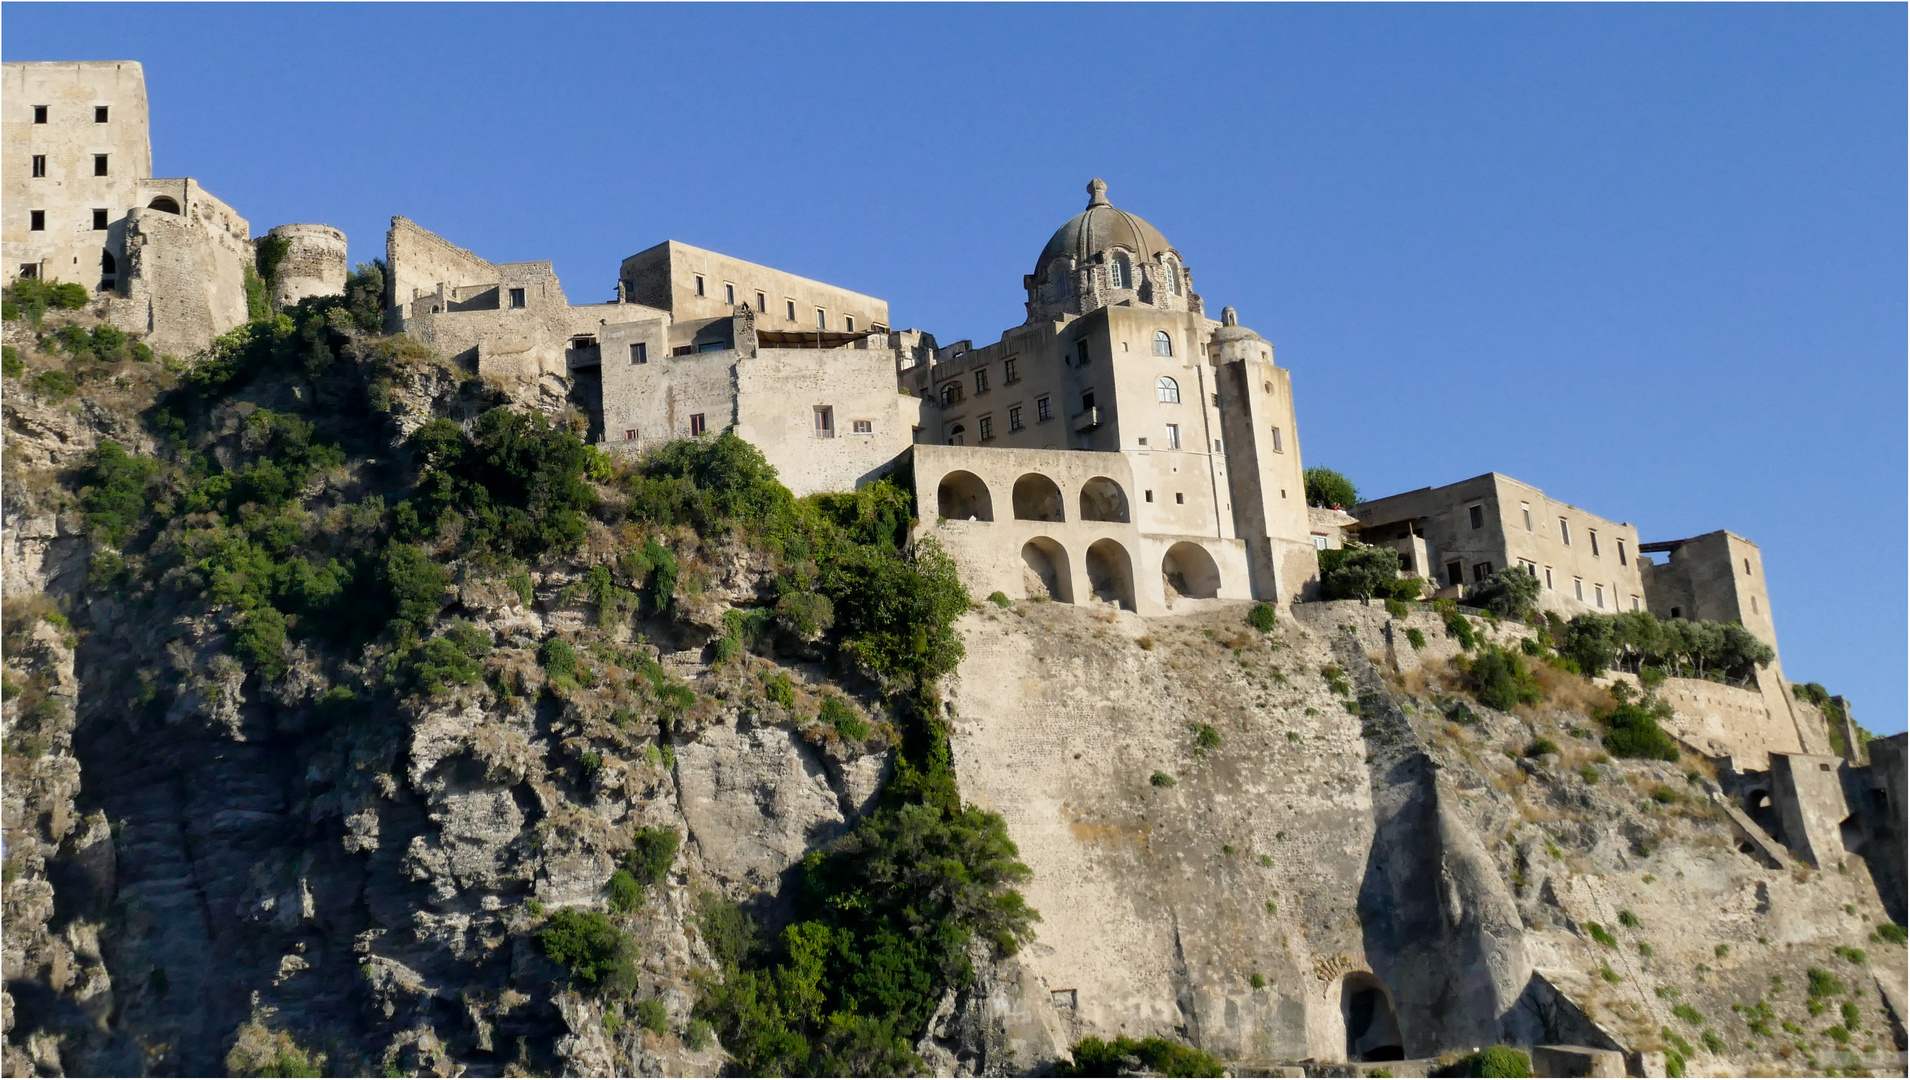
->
1653;676;1802;767
262;223;347;307
734;347;919;494
385;216;499;328
111;183;251;357
619;240;889;331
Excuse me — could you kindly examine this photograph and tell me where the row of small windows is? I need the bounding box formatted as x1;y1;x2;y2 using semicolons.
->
27;208;115;231
1466;500;1627;565
1101;254;1182;296
1455;560;1641;612
27;154;110;177
30;105;110;123
690;274;876;333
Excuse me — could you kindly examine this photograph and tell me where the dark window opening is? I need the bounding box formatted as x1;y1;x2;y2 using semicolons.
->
29;210;45;231
1472;562;1493;582
1036;396;1052;421
1004;357;1019;383
624;429;636;440
1075;339;1091;367
94;105;109;123
91;208;108;230
786;299;796;321
18;264;38;278
93;154;108;176
814;406;835;439
33;105;47;124
724;283;735;304
1175;492;1185;504
756;291;766;312
147;196;180;213
671;345;694;357
974;368;989;394
508;287;526;308
630;342;647;364
1445;561;1464;588
1670;606;1681;619
30;155;45;178
978;415;994;441
690;413;707;437
694;275;705;297
1008;406;1024;431
1468;504;1484;530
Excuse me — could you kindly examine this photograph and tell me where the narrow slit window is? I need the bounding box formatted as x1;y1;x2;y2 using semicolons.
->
1270;426;1283;452
755;291;766;313
786;299;796;321
30;155;45;178
1468;504;1484;530
1574;577;1584;600
1544;567;1554;589
724;282;735;305
845;315;855;332
1594;584;1605;608
1617;539;1627;566
1521;502;1532;531
94;154;108;176
694;275;705;297
1589;530;1601;557
29;210;44;231
816;308;826;329
1558;518;1571;546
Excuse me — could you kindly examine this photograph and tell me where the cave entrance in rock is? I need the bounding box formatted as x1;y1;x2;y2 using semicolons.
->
1162;541;1221;600
1012;473;1066;522
1085;539;1135;611
936;470;993;522
1021;537;1072;602
1342;973;1404;1062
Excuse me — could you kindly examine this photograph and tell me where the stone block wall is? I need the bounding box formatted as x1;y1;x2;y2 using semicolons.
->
262;223;346;307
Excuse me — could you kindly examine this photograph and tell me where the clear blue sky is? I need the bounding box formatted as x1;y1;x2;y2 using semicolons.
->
9;4;1903;731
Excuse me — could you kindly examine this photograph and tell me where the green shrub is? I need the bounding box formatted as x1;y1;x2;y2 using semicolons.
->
382;543;451;640
401;621;491;696
542;638;579;683
1384;596;1409;618
31;369;78;400
819;695;869;741
1618;909;1641;929
1586;921;1618;948
1841;999;1861;1030
1059;1035;1224;1077
1317;542;1403;602
1;345;20;379
1461;1044;1532;1077
763;670;797;710
1673;1003;1704;1025
1468;567;1541;620
607;869;643;913
1833;945;1867;965
1523;737;1559;758
634;996;669;1036
1150;771;1177;788
1806;966;1844;999
1405;627;1426;650
538;909;637;994
1247;602;1278;632
1699;1029;1725;1054
1598;702;1680;761
685;1018;714;1051
1875;923;1907;945
987;590;1012;608
1442;606;1478;651
507;571;534;607
1466;646;1543;711
2;277;88;325
231;606;289;680
1303;466;1358;509
1192;724;1221;752
1249;972;1265;989
622;826;680;898
407;408;608;558
79;440;161;546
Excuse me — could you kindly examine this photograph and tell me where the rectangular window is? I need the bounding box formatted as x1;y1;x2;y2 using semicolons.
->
940;381;963;405
29;210;44;231
1313;534;1330;551
91;208;107;230
1468;503;1485;530
690;413;707;436
1165;423;1181;449
624;429;637;441
1518;559;1537;575
509;287;526;308
1075;339;1090;366
1003;357;1019;383
814;406;834;438
1589;530;1601;557
1036;396;1052;421
723;283;735;304
1632;595;1641;611
844;315;855;332
1472;561;1492;582
1544;566;1554;589
671;345;694;356
852;419;872;435
694;275;705;297
1617;538;1627;566
32;105;47;124
1521;502;1532;531
978;415;994;441
785;300;796;321
94;105;109;123
817;308;827;329
1751;595;1758;614
1145;490;1155;503
696;341;726;353
1175;492;1185;504
1008;405;1024;431
18;264;38;278
1594;584;1605;608
1138;437;1148;446
1270;426;1283;453
1558;518;1571;545
1573;577;1584;601
630;342;647;364
1213;439;1222;452
1446;561;1464;588
30;155;45;178
1080;390;1094;410
756;291;766;313
974;368;989;394
94;154;108;176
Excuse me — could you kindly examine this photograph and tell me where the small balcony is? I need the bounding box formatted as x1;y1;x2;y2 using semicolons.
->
1071;406;1102;433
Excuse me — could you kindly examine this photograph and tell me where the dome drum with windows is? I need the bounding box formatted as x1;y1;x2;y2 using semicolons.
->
1024;179;1200;322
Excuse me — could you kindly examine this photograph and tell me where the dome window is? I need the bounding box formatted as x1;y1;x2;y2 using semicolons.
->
1164;256;1181;295
1157;376;1180;403
1153;331;1173;357
1110;255;1131;290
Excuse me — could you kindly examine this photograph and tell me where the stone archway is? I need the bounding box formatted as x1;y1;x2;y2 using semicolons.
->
1012;473;1065;522
1162;541;1221;600
1341;973;1404;1062
1085;539;1135;611
147;196;181;214
1079;476;1130;523
937;471;992;522
1021;538;1072;603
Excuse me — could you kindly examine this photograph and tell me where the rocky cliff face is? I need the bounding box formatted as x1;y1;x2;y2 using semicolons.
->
2;307;1904;1080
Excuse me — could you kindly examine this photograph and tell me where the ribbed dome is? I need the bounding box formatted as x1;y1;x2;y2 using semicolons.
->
1034;179;1176;275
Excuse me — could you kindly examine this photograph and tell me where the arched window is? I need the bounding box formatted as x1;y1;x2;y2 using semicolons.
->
1164;256;1181;295
1110;255;1131;290
1157;376;1180;403
1153;331;1173;357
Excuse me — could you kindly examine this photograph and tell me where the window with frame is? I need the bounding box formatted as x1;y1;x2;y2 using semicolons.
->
852;419;873;434
1174;492;1185;504
816;309;827;329
1446;561;1464;587
1075;339;1091;367
1270;426;1283;453
814;406;835;438
1544;566;1554;589
624;429;636;441
1521;502;1532;531
1518;559;1537;575
30;155;45;178
690;413;707;436
94;106;109;123
29;210;44;231
1594;584;1605;608
978;415;994;441
1156;376;1180;403
724;283;735;305
32;105;47;124
756;291;766;313
1036;396;1052;421
91;209;107;230
1008;405;1023;431
1111;255;1131;289
694;275;705;297
1472;561;1493;582
1617;539;1627;566
1154;330;1173;356
1165;423;1181;449
509;288;526;308
1003;357;1019;383
1468;503;1485;530
1164;256;1181;295
1558;517;1571;545
940;382;962;406
973;368;989;394
1631;595;1641;611
845;315;855;332
630;342;647;364
1573;577;1584;600
786;299;796;321
1589;530;1601;557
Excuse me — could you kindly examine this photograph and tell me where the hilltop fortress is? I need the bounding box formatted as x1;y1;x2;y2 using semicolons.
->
5;60;1905;1075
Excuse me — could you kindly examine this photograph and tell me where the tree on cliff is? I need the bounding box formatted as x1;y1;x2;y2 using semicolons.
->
1304;466;1359;509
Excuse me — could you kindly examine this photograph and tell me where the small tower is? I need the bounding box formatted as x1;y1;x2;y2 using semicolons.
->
1211;306;1319;602
260;223;347;307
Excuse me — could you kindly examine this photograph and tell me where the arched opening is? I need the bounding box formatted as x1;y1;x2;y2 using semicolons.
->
1341;974;1404;1062
1154;331;1173;357
1012;473;1065;522
1047;260;1071;305
1079;477;1129;523
1021;538;1072;603
1840;814;1866;853
1157;375;1180;402
937;471;992;522
1111;254;1131;290
98;248;117;291
945;423;966;447
1747;789;1781;840
1085;539;1135;611
146;196;181;214
1164;256;1181;295
1162;542;1221;601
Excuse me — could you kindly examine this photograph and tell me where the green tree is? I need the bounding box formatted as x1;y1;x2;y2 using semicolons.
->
1304;466;1358;509
1317;542;1402;602
539;910;638;995
1467;646;1544;711
1467;566;1541;620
